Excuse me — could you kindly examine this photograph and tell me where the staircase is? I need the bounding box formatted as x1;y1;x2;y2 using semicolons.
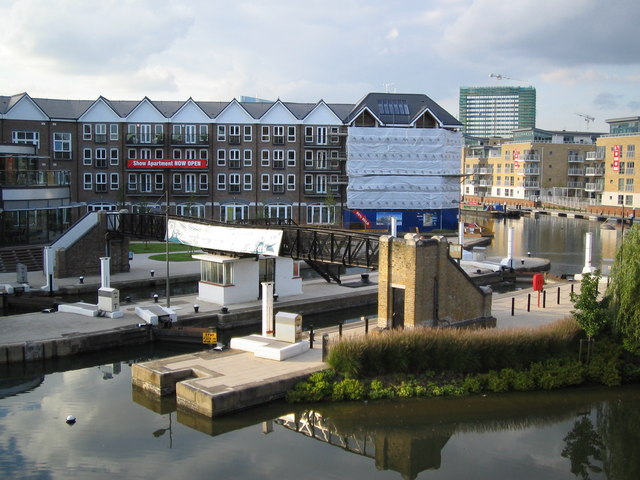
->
0;246;44;273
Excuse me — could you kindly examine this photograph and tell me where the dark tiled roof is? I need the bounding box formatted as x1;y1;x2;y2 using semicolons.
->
198;101;231;118
32;97;93;120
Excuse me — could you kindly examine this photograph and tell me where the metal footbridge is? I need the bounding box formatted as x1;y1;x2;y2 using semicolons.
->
106;213;381;284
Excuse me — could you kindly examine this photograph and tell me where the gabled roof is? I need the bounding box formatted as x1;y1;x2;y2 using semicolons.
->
198;101;230;118
170;98;210;122
78;96;122;121
210;99;254;122
32;97;93;120
150;100;184;117
347;92;461;128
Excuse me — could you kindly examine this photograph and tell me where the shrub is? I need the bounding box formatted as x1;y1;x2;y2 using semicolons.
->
331;378;366;401
368;379;395;400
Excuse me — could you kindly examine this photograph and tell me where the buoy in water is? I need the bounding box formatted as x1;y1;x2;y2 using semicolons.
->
66;415;76;424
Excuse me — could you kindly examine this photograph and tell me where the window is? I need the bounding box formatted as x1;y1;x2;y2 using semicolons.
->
185;125;196;144
139;124;151;143
287;174;296;191
626;178;634;192
199;173;208;190
140;173;152;193
185;149;197;159
627;145;636;158
53;132;72;160
317;151;328;169
618;178;625;191
172;125;182;143
229;173;241;193
617;195;624;205
287;150;296;167
155;149;164;159
305;126;313;143
110;124;118;141
261;126;270;142
173;149;182;159
83;124;92;140
273;150;284;169
110;148;119;165
273;174;285;193
12;131;40;148
177;203;205;217
128;173;137;191
83;173;92;190
243;173;252;190
307;204;335;224
185;173;197;193
95;172;107;193
172;173;182;191
217;149;226;166
221;204;248;222
287;126;296;142
317;127;327;145
243;125;252;141
95;148;107;168
305;150;313;167
229;125;240;144
110;173;119;190
201;261;233;286
95;124;106;143
217;173;226;190
139;149;151;159
261;174;270;190
273;126;284;144
243;149;253;166
229;149;241;168
199;149;208;160
261;149;270;167
155;173;164;191
83;148;92;166
316;174;327;193
154;125;163;143
304;174;313;191
217;125;226;141
128;148;136;160
626;194;633;205
264;203;291;219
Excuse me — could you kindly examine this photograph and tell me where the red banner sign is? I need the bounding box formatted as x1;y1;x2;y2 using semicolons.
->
513;149;520;169
612;145;621;172
353;210;371;228
127;158;208;169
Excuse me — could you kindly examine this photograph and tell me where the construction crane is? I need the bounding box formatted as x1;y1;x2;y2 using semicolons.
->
489;73;528;83
575;112;595;130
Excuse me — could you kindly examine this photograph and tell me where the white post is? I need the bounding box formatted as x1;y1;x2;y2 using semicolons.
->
582;232;596;274
261;281;274;336
390;216;397;237
100;257;110;288
507;227;514;269
458;221;465;247
41;246;57;292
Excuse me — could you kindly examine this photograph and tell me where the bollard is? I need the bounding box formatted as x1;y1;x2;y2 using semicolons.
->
150;270;155;278
322;334;329;361
309;325;314;349
362;316;369;335
571;284;574;294
153;293;159;303
194;304;199;313
511;297;515;316
527;293;531;312
79;276;84;284
557;287;561;305
543;289;547;308
338;321;343;338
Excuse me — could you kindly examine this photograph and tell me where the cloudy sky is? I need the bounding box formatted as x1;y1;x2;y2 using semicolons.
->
1;0;638;131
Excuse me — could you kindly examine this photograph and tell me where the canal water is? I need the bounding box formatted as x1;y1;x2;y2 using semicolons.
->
462;213;623;276
1;346;638;479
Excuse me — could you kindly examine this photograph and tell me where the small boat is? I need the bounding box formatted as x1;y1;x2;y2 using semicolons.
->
601;218;618;230
464;222;493;237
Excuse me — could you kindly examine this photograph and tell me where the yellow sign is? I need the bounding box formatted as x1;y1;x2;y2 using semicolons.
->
449;243;463;259
202;331;217;344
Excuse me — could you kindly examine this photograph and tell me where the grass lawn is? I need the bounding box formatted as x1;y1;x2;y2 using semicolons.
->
148;252;198;262
129;242;197;254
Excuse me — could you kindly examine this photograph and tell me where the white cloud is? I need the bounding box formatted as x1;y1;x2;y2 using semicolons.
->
385;27;399;40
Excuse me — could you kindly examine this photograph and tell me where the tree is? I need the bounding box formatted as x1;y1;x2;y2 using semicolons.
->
606;225;640;353
570;270;608;340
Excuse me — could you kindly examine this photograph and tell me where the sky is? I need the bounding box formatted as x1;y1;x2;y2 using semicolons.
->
1;0;639;132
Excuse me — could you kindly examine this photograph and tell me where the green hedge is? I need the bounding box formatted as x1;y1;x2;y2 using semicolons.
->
327;317;581;378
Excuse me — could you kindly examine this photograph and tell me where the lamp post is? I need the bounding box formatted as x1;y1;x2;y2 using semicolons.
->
165;170;171;308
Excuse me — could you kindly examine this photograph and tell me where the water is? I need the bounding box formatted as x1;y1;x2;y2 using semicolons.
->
462;213;623;276
1;347;639;479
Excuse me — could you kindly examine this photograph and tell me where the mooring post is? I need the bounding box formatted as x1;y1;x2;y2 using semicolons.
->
557;287;561;305
322;334;329;361
527;293;531;312
510;297;514;316
543;289;547;308
309;325;314;349
571;284;574;294
338;321;343;338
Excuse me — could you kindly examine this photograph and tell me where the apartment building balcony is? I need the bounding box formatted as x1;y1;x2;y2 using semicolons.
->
585;182;604;192
477;168;493;175
328;175;349;185
94;133;108;144
585;167;605;176
170;134;209;145
523;167;540;175
625;185;635;192
519;181;539;188
567;168;585;176
479;180;493;187
586;151;605;161
304;135;343;148
568;154;585;163
0;170;71;187
522;154;540;162
567;181;585;189
126;134;165;145
272;136;285;145
228;135;241;145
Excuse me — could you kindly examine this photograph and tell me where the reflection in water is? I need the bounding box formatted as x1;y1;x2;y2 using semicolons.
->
562;415;604;480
